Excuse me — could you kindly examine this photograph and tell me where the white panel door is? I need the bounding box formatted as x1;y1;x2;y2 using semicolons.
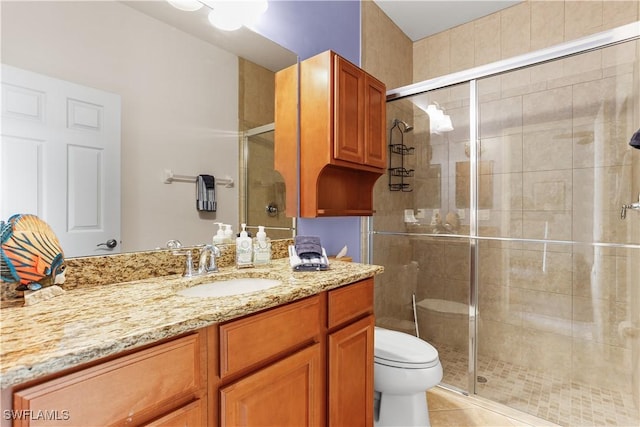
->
1;65;121;257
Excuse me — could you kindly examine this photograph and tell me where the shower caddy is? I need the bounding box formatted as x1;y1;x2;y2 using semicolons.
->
388;119;415;191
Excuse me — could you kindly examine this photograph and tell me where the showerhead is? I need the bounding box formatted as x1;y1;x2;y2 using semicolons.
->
393;119;413;132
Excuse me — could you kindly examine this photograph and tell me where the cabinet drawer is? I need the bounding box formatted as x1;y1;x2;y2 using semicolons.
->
13;334;201;427
219;296;321;379
327;279;373;329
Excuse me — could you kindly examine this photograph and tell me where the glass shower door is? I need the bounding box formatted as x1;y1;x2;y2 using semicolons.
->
475;39;640;426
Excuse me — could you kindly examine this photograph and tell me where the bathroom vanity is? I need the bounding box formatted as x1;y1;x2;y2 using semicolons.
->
0;258;381;426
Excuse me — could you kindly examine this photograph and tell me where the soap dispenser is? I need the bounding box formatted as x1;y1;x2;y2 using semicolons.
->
253;225;271;266
213;222;225;245
223;224;234;244
235;223;253;268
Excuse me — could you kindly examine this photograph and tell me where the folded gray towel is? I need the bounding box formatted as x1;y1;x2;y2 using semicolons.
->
294;235;323;258
630;128;640;150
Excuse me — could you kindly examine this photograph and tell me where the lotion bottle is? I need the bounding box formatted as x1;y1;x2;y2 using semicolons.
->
213;222;225;245
235;223;253;268
253;225;271;266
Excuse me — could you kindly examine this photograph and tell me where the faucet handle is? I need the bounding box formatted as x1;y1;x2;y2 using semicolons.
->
182;251;195;277
166;239;182;250
621;193;640;219
171;247;196;277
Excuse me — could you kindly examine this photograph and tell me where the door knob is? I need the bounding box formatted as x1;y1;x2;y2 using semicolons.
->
97;239;118;249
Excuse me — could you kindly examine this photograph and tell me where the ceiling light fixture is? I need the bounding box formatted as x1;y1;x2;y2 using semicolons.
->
166;0;203;12
167;0;268;31
207;0;268;31
425;103;453;134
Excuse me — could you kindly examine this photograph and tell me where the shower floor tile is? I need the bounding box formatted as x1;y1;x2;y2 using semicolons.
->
436;343;640;427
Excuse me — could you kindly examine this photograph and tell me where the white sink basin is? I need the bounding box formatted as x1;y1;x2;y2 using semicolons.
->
178;278;281;298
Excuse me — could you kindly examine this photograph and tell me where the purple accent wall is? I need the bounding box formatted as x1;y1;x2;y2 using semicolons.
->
296;216;362;260
253;0;361;63
253;0;364;261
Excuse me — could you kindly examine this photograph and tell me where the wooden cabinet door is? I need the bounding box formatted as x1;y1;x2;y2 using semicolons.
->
364;75;386;169
144;400;203;427
328;315;374;427
220;344;323;427
334;55;365;165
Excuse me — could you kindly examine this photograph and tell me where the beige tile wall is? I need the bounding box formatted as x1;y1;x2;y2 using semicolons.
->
361;0;413;89
412;0;640;80
362;0;418;331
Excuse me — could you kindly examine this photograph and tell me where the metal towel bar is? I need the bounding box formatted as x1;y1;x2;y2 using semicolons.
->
163;169;234;187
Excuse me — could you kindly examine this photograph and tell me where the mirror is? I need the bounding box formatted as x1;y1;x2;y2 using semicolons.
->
1;0;297;257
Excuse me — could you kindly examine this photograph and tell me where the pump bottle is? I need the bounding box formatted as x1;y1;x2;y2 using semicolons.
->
223;224;234;244
235;223;253;268
213;222;225;245
253;226;271;266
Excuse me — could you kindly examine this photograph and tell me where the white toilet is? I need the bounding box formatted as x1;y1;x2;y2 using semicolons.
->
374;327;443;427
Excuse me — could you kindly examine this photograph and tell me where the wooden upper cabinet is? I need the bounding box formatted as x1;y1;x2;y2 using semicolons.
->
275;50;387;218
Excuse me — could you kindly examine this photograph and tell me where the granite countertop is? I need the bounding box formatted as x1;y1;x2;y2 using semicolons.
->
0;258;383;389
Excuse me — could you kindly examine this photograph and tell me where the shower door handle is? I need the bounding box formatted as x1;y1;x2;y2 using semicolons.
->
621;194;640;219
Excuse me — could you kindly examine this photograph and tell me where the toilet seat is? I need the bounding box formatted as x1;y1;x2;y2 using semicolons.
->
374;327;440;369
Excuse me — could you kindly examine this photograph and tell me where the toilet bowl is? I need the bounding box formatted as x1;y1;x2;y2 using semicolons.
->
374;327;443;427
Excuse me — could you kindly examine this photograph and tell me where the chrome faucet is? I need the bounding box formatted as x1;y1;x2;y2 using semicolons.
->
198;244;221;274
170;242;221;278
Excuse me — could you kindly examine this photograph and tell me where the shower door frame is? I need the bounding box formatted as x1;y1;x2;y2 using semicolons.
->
368;21;640;395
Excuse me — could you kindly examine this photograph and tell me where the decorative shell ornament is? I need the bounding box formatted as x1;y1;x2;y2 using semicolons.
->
1;214;67;305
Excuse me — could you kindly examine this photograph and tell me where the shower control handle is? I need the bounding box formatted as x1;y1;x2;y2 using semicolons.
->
621;194;640;219
266;203;278;217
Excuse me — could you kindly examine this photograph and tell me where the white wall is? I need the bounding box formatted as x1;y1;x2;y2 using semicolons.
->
1;1;239;252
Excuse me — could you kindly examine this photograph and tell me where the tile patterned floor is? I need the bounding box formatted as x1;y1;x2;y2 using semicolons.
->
436;343;640;427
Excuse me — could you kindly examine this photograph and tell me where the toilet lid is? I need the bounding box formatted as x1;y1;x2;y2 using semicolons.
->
374;327;440;369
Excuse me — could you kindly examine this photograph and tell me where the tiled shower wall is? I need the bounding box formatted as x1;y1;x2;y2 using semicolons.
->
411;1;640;82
